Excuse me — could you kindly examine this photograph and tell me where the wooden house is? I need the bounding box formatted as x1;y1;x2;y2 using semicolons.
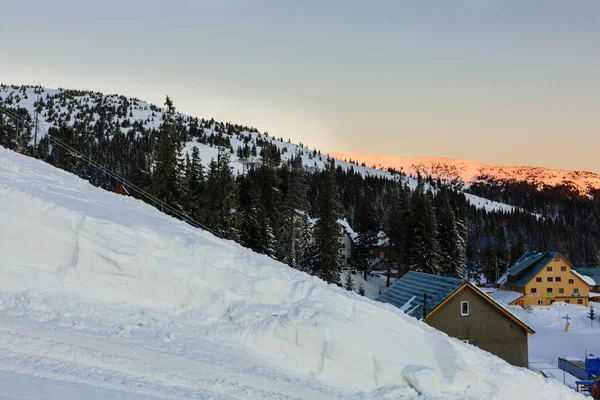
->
496;252;590;307
113;183;130;196
376;271;534;367
573;268;600;303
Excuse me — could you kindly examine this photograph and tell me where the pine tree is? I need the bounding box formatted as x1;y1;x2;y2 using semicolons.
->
314;160;342;285
344;271;355;291
152;96;182;210
387;182;410;284
48;124;79;174
297;213;319;274
185;146;205;221
406;182;441;274
588;305;596;327
358;283;366;296
278;157;308;268
436;190;467;278
204;148;238;239
354;190;379;281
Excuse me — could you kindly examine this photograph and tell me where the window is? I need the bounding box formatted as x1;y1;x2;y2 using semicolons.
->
578;299;583;305
462;339;477;345
461;301;470;316
565;300;570;304
574;288;579;294
536;277;542;282
341;254;345;259
531;288;537;294
569;279;574;284
558;288;564;294
340;243;345;248
548;277;553;282
538;300;544;305
547;266;553;272
554;255;560;261
547;288;553;293
556;277;561;282
561;266;567;272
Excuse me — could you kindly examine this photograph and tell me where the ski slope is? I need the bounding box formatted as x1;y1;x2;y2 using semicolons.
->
0;146;582;399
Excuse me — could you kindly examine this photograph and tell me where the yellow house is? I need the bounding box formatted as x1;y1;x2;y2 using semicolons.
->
496;252;589;308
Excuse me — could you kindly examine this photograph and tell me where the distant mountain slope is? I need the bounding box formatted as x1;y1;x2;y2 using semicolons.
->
0;84;516;213
331;153;600;197
0;145;583;400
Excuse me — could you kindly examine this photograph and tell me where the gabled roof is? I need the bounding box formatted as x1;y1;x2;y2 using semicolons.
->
377;271;535;334
496;251;558;287
573;268;600;286
375;271;464;320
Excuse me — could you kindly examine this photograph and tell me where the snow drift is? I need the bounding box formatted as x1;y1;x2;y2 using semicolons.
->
0;146;583;399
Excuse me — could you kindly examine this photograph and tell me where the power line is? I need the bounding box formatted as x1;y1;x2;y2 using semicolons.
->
0;104;222;238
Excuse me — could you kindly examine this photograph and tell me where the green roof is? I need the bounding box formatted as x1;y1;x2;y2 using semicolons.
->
497;251;557;287
375;271;464;320
573;268;600;285
377;271;536;334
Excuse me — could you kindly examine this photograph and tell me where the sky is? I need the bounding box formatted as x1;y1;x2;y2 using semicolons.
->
1;0;599;172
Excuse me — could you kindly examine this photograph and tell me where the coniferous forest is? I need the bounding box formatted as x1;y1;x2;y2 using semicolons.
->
2;85;600;288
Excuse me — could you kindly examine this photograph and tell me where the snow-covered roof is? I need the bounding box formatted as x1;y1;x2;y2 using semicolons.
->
489;290;525;306
337;219;358;241
572;270;596;286
376;231;389;247
589;292;600;298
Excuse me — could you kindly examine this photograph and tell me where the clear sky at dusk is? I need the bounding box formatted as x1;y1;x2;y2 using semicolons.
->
1;0;599;171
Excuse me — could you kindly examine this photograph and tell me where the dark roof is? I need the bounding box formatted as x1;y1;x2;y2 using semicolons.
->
376;271;535;334
497;251;557;287
375;271;464;320
573;268;600;285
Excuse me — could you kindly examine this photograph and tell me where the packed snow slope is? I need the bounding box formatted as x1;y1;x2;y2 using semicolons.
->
0;147;582;399
331;153;600;197
0;84;515;213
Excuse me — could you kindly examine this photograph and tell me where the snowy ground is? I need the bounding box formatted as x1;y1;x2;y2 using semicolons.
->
0;146;584;399
498;302;599;391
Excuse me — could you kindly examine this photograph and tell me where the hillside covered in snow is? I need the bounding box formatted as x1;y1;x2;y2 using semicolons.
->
331;153;600;198
0;146;585;399
0;84;516;214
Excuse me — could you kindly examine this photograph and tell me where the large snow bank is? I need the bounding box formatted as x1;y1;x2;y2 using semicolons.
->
0;146;583;399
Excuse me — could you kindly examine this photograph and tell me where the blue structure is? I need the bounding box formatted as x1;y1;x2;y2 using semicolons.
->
559;354;600;398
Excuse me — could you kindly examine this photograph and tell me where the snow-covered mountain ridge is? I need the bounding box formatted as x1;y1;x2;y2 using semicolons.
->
331;153;600;197
0;145;582;399
0;84;516;213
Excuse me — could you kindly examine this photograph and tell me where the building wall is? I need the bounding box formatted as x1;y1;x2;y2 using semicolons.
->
520;255;589;307
426;286;529;368
338;231;353;268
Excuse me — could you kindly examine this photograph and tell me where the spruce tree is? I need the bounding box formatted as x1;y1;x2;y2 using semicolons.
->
588;305;596;327
436;190;467;278
344;270;355;291
315;159;342;285
358;283;366;296
152;96;181;210
354;190;379;281
185;146;205;221
387;182;411;284
204;148;238;239
406;182;441;274
278;157;308;268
